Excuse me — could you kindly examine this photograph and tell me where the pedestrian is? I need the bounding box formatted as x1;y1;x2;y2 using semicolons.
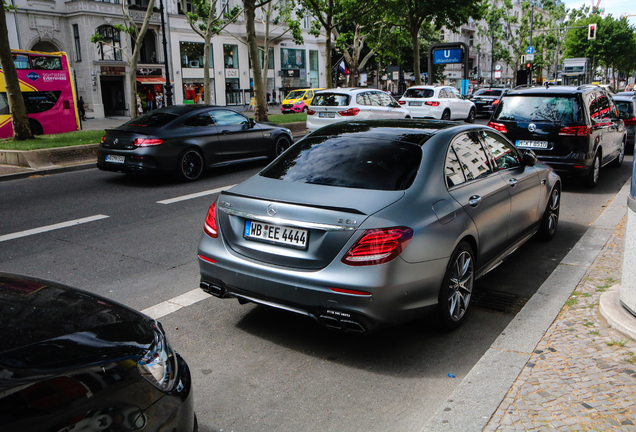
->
136;94;143;116
146;88;154;111
267;91;271;106
272;90;277;106
155;92;163;109
78;96;86;121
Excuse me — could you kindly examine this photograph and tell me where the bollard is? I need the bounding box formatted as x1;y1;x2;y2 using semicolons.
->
621;164;636;315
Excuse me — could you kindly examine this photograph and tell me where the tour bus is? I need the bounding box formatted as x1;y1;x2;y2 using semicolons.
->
0;50;80;138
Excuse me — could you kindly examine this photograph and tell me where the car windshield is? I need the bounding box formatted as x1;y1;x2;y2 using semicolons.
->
260;136;422;191
474;89;503;97
403;88;434;98
615;101;634;119
286;90;305;99
125;112;179;127
312;93;351;107
493;95;580;125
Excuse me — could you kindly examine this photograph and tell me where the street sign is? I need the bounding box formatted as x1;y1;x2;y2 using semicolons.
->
495;71;502;79
433;49;462;65
526;46;535;54
526;53;535;61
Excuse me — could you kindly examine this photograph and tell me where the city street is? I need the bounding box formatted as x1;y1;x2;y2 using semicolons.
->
0;129;632;431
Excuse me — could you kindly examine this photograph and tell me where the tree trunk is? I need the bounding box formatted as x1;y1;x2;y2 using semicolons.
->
203;12;214;104
411;22;421;85
245;0;268;121
127;0;155;119
0;6;33;140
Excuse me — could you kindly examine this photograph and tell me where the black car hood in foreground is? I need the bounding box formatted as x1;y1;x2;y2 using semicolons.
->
0;273;155;371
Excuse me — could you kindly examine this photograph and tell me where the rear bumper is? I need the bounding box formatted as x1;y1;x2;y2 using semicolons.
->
535;153;594;178
97;151;164;175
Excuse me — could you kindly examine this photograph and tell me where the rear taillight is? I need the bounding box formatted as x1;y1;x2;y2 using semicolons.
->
134;138;164;147
624;117;636;126
100;136;106;144
307;109;316;115
338;108;360;116
203;202;218;238
398;100;406;105
342;227;413;266
492;99;500;105
559;126;591;137
487;122;508;133
425;101;440;106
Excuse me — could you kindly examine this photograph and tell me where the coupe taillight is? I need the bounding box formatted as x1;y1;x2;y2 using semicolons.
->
487;121;508;133
624;117;636;126
398;100;406;105
342;227;413;266
203;202;218;238
559;126;591;137
492;99;500;105
425;101;440;106
338;108;360;116
307;109;316;115
100;136;106;144
134;138;164;147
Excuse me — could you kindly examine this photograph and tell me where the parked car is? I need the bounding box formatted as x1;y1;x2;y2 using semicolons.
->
0;273;195;432
281;88;325;113
398;85;476;122
97;105;293;181
306;88;410;132
197;120;560;333
488;85;626;188
469;87;509;117
614;91;636;98
614;95;636;153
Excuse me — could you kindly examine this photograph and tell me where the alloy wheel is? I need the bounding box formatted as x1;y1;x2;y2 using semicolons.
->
180;150;203;181
447;250;473;322
546;187;560;236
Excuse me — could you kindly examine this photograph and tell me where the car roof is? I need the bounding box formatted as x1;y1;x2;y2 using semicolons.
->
506;85;601;96
613;96;636;102
315;87;384;93
151;104;223;115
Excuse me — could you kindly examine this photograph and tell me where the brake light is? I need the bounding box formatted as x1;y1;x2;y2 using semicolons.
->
338;108;360;116
492;99;500;105
342;227;413;266
425;101;440;106
487;122;508;133
203;202;218;238
624;117;636;126
100;136;106;144
398;100;406;105
134;138;164;147
307;109;316;115
559;126;591;137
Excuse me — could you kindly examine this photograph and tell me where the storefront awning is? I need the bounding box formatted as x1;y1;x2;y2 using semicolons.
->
136;77;166;84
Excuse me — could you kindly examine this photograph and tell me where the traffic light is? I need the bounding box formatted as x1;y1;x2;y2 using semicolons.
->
526;62;532;71
588;23;597;40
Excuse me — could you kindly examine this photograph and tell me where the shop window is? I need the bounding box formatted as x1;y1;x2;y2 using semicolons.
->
224;44;238;69
281;48;305;69
180;42;212;68
257;46;274;69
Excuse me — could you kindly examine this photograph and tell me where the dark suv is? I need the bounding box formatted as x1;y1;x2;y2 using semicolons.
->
488;85;626;187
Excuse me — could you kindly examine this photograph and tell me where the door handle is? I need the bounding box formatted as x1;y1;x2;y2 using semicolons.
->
508;178;518;187
469;195;482;207
221;130;230;134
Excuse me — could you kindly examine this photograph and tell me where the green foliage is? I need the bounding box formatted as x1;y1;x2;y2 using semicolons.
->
0;130;106;150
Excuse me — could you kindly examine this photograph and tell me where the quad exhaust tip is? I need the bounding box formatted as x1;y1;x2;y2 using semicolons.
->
319;314;366;333
200;281;224;298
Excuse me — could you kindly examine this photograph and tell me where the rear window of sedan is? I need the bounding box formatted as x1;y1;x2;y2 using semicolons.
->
403;88;434;98
473;89;503;96
260;136;422;191
493;95;581;125
125;112;180;127
312;93;351;107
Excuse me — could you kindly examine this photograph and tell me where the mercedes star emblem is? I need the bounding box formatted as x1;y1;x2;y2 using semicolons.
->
267;203;277;216
528;123;537;132
113;138;119;145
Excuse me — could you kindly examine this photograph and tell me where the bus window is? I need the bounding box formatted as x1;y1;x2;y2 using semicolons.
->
0;93;8;115
30;56;62;70
23;91;61;113
13;54;30;69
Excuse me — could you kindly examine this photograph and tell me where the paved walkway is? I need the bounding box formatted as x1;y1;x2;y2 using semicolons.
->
485;217;636;431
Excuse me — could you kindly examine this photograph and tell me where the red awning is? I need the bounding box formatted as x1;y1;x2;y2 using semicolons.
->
136;77;166;84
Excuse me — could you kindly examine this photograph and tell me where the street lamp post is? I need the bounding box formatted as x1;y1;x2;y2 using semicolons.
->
159;0;173;106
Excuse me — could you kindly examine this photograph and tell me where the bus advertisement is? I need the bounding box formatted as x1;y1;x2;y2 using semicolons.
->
0;50;80;138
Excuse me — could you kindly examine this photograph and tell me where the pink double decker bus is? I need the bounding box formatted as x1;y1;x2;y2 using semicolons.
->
0;50;80;138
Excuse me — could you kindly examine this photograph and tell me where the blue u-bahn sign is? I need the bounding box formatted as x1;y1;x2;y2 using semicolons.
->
433;49;463;65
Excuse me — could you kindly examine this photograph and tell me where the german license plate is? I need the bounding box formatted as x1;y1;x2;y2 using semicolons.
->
516;140;548;149
244;220;308;249
319;112;335;118
409;102;422;106
106;154;125;163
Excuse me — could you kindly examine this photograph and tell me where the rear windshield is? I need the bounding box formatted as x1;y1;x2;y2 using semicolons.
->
615;101;635;119
473;89;503;97
403;88;434;98
493;95;580;125
125;112;179;127
260;136;422;191
312;93;351;107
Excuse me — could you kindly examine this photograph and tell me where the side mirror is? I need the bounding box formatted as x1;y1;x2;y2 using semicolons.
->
248;118;256;128
522;149;537;166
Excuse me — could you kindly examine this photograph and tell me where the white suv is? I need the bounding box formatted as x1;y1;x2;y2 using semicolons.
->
399;85;476;123
306;88;411;132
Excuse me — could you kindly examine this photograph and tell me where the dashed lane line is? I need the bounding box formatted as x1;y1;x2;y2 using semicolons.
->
0;215;110;243
156;185;236;205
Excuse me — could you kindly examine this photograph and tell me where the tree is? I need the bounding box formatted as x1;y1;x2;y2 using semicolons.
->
299;0;337;87
180;0;242;107
0;1;33;140
91;1;157;120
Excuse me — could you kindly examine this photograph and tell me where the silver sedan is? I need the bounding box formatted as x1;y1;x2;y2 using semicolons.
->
197;119;561;333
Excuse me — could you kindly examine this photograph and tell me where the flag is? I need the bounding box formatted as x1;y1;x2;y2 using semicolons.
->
338;61;349;75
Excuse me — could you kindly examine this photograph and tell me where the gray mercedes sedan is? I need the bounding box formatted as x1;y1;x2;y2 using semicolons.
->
197;120;561;333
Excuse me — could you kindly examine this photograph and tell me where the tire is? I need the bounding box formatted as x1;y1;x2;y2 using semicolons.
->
302;106;308;113
610;140;625;168
29;119;43;136
538;184;560;241
465;108;475;124
177;148;204;182
584;151;601;188
441;110;451;120
272;136;291;159
427;241;474;331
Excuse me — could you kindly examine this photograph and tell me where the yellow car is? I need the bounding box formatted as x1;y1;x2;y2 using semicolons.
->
281;88;325;113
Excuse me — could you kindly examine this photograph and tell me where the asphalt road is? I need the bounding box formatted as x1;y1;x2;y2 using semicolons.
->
0;131;633;431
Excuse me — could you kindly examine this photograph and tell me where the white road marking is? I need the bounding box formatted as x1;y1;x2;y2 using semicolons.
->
157;185;236;205
0;215;110;243
141;288;211;319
